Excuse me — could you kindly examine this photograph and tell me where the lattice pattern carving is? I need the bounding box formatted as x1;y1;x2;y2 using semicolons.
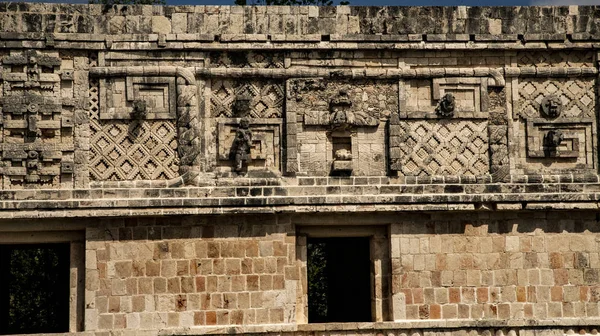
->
518;78;595;119
89;79;179;181
517;51;594;67
210;51;284;68
210;80;284;118
397;120;489;176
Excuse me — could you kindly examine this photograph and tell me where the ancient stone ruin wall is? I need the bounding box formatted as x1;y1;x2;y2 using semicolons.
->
1;4;600;336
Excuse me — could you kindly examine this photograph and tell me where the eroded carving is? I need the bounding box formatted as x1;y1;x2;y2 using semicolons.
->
3;50;61;90
232;118;253;173
89;66;200;182
543;130;564;157
329;89;379;129
0;50;75;189
435;93;456;118
211;79;284;118
540;95;562;118
131;100;147;120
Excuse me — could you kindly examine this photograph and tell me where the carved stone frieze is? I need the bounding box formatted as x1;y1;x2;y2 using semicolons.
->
516;77;596;174
210;51;284;69
89;66;199;183
392;119;489;176
2;50;61;91
0;50;76;189
210;79;284;119
517;51;594;68
288;78;395;176
517;78;595;120
217;118;281;176
526;119;592;161
100;76;176;120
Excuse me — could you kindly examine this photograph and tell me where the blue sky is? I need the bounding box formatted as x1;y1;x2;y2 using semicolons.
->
9;0;600;7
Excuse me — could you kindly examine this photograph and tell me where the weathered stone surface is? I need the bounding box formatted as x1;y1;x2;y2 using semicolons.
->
0;4;600;336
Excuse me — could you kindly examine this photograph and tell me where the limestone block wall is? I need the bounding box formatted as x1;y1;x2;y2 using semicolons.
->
391;212;600;320
84;215;300;331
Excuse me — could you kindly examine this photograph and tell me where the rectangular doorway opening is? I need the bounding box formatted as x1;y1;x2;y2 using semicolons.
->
307;237;371;323
0;243;71;335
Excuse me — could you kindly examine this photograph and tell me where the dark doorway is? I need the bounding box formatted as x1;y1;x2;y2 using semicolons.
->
0;243;70;335
307;237;372;323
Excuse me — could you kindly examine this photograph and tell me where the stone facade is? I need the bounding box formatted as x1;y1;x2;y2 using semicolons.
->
1;4;600;336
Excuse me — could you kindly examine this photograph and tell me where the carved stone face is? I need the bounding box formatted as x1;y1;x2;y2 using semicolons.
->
541;95;562;118
233;95;252;117
436;93;456;118
544;129;564;147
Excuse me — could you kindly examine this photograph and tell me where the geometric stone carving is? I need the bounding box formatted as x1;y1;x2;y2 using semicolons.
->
100;77;176;120
517;78;595;120
288;78;395;176
400;77;490;119
210;51;284;69
89;79;179;181
217;118;281;174
2;50;61;92
526;119;593;163
516;76;596;173
1;93;64;139
210;79;284;119
517;51;594;68
393;120;489;176
89;65;199;183
0;50;74;189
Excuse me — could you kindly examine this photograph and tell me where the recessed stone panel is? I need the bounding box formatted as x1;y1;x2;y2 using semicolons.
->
216;118;281;174
99;76;176;120
395;120;489;176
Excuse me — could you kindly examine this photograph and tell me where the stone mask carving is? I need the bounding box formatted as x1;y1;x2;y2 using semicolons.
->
544;130;564;148
541;95;562;118
329;89;378;128
131;100;147;119
435;93;456;118
233;93;252;117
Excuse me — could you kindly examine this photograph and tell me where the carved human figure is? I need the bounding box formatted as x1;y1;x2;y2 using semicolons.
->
233;118;252;172
435;93;456;118
541;95;562;118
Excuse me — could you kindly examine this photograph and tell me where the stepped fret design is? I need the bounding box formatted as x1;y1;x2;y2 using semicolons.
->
88;80;179;181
